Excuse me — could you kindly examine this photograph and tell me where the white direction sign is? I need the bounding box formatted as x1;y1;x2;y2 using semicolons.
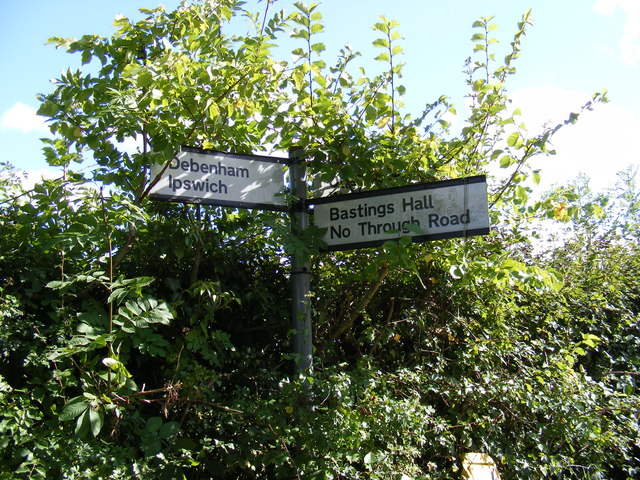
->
311;176;490;251
150;146;287;211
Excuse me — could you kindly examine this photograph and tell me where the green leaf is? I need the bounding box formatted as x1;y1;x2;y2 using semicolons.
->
293;1;313;15
158;421;180;439
499;155;513;168
108;287;128;304
364;451;375;465
582;333;600;347
516;185;528;203
532;171;541;185
88;408;104;437
147;416;163;433
404;222;422;235
137;70;154;88
208;102;219;119
122;63;142;78
75;409;91;437
60;396;89;421
372;38;389;48
311;42;325;54
290;11;309;27
291;28;309;40
291;47;306;62
507;131;520;147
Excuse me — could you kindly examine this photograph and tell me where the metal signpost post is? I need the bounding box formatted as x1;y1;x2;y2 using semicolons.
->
288;148;312;379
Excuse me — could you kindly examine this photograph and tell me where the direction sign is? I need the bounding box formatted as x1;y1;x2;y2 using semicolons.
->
310;176;490;251
150;146;287;211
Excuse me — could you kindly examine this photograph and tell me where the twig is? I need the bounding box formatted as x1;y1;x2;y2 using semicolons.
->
331;261;390;339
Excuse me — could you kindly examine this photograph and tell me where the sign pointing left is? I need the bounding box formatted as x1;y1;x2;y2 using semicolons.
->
150;146;287;211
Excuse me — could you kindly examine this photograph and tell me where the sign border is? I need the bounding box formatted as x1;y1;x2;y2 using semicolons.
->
309;175;490;251
149;146;289;212
309;175;487;205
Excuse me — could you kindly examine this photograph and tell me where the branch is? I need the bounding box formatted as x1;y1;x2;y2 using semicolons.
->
330;262;390;340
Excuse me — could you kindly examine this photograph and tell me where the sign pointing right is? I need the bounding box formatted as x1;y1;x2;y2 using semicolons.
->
310;175;490;251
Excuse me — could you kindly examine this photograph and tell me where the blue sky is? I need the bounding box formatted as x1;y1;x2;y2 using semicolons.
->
1;0;638;192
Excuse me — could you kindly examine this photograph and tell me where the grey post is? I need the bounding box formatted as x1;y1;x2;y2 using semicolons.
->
289;147;312;378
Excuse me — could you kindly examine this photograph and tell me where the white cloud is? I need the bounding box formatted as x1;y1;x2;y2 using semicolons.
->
0;169;59;204
511;85;640;191
593;0;640;66
116;135;144;154
21;168;60;191
1;102;48;133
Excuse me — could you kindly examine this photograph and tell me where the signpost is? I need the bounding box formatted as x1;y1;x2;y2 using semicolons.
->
310;175;490;251
149;146;287;211
150;148;490;380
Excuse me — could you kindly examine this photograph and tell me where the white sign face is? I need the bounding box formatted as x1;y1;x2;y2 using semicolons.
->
150;147;287;211
311;176;490;250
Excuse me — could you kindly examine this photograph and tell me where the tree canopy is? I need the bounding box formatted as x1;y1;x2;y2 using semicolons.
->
1;1;638;479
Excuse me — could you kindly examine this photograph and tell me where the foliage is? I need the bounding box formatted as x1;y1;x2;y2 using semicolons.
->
1;1;637;479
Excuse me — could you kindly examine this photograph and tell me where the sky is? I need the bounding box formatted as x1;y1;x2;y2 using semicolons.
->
1;0;639;193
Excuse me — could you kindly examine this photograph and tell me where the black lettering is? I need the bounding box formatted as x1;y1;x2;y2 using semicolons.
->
366;222;378;236
330;225;350;239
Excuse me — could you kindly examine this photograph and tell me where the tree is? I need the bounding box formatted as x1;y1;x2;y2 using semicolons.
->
2;1;636;479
